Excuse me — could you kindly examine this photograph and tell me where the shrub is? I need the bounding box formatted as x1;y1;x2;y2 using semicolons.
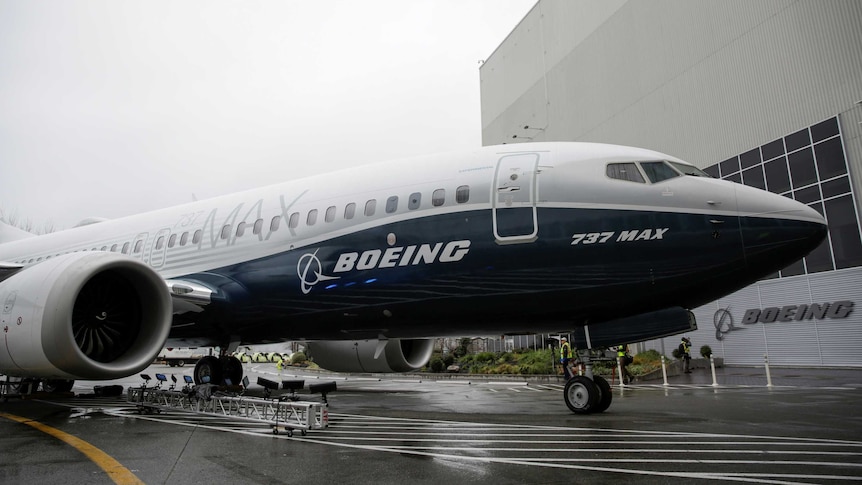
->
700;345;712;358
290;351;307;365
442;354;455;367
428;357;444;373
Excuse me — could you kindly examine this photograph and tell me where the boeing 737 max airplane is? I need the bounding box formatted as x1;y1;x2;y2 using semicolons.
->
0;142;826;413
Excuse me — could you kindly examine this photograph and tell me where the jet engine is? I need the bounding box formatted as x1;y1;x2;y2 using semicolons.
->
0;252;172;380
307;338;434;373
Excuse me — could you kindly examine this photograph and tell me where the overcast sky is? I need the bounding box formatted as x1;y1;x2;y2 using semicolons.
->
0;0;533;231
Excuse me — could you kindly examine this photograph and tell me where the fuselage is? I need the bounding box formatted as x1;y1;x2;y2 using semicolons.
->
0;142;827;345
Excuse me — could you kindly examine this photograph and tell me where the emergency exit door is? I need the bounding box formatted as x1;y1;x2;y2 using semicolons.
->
492;153;539;244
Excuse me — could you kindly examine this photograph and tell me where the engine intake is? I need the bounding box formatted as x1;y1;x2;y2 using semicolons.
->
308;338;434;373
0;252;172;379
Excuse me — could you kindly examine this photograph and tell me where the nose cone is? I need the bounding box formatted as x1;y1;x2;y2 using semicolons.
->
735;184;828;276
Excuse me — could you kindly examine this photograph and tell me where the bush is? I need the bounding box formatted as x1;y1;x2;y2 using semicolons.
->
428;357;445;373
442;354;455;367
700;345;712;358
632;349;663;365
290;351;307;365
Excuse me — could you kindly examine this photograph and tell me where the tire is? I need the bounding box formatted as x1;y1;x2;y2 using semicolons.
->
177;360;185;367
564;376;599;414
592;375;613;413
194;356;223;385
223;356;243;385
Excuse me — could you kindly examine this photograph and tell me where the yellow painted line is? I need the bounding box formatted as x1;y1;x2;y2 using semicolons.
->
0;411;144;485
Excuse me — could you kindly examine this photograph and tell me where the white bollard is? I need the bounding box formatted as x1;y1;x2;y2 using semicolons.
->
617;358;625;387
710;355;718;387
661;355;669;386
764;354;773;388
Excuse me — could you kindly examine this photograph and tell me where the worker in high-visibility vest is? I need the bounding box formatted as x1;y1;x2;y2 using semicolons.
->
560;337;573;379
617;344;633;384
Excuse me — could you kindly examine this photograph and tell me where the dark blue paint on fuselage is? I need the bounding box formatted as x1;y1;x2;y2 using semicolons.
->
169;206;826;343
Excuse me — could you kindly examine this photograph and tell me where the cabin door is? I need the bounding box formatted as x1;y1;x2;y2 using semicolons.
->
492;153;539;244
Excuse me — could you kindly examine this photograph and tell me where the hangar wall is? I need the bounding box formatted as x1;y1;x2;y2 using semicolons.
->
480;0;862;366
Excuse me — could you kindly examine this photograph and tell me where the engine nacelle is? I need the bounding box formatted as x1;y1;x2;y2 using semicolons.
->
0;252;172;379
307;338;434;373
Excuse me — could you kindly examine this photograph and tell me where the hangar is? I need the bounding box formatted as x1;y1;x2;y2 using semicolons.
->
480;0;862;366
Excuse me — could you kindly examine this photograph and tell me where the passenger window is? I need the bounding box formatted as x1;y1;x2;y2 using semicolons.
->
385;196;398;214
270;216;281;231
180;232;189;246
408;192;421;210
236;222;246;238
253;218;263;235
365;199;376;216
193;230;202;244
100;246;107;251
640;161;680;183
432;189;445;207
155;237;165;250
168;234;177;247
122;242;130;254
456;185;470;203
220;224;231;240
133;240;143;253
307;209;318;226
325;206;336;223
345;203;356;220
111;244;118;252
606;163;645;183
288;212;299;229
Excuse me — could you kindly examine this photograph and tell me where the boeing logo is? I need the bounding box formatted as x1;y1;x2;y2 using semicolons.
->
297;240;472;293
713;300;854;340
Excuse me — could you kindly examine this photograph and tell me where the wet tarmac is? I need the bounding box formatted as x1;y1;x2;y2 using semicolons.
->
2;364;861;484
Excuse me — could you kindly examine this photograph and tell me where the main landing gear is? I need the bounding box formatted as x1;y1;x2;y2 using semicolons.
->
563;350;612;414
193;351;244;386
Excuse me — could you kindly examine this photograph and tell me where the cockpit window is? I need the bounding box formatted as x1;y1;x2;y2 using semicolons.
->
606;163;645;183
640;161;680;183
668;161;711;177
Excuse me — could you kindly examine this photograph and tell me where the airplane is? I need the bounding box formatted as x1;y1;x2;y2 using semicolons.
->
0;142;826;413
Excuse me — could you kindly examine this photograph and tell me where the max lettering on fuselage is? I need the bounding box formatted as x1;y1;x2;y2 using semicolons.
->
297;240;471;293
571;228;668;245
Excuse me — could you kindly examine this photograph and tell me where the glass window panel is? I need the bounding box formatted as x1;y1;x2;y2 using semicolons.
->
365;199;376;216
155;237;164;250
703;164;720;178
825;195;862;269
821;176;850;199
193;230;202;244
408;192;421;210
719;156;740;176
780;259;805;277
253;219;263;235
270;216;280;231
793;185;820;204
788;147;817;188
784;128;811;152
606;162;645;183
134;240;143;253
307;209;318;226
739;148;761;170
764;157;790;194
180;232;189;245
325;206;336;223
742;166;766;190
640;161;679;183
386;196;398;213
805;238;834;273
809;201;824;216
725;172;742;184
236;222;246;237
814;137;847;181
810;117;839;143
761;272;779;280
344;202;356;219
761;139;785;161
220;225;231;240
288;212;299;228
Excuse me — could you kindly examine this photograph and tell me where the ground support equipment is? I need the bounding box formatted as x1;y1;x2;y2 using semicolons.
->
126;375;329;437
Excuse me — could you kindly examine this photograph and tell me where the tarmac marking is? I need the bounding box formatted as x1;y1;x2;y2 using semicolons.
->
0;411;144;485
